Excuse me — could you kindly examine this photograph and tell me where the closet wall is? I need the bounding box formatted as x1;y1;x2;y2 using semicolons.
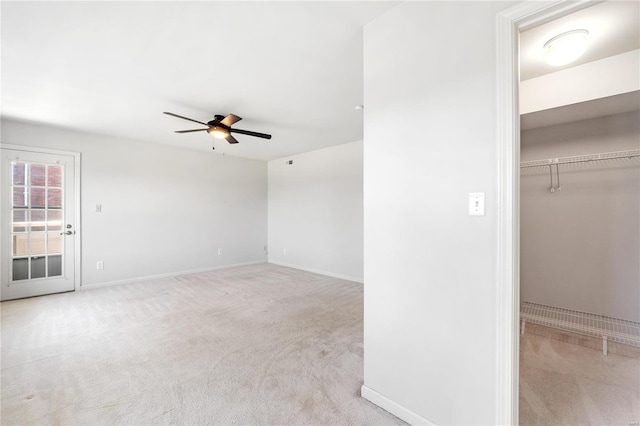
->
520;110;640;322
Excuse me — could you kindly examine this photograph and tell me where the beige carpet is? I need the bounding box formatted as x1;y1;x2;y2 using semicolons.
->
1;263;404;425
519;329;640;425
8;262;635;425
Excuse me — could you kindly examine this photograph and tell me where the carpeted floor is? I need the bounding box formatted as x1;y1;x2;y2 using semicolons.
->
519;328;640;425
6;263;637;425
1;263;404;425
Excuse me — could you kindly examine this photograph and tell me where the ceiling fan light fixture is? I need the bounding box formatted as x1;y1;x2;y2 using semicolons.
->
208;126;230;139
543;29;589;66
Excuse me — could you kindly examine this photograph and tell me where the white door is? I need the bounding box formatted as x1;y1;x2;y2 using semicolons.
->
1;148;77;300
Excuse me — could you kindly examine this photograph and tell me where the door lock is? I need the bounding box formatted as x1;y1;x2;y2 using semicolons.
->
61;230;75;235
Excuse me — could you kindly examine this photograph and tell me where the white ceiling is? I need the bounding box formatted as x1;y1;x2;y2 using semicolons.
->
520;1;640;81
519;1;640;130
1;1;397;161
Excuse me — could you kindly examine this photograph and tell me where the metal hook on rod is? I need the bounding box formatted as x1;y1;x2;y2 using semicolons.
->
555;163;561;192
549;164;555;193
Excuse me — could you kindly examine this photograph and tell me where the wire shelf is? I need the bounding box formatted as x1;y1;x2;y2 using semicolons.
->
521;301;640;348
520;149;640;169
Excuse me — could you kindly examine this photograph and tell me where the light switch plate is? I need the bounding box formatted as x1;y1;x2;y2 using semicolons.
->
468;192;485;216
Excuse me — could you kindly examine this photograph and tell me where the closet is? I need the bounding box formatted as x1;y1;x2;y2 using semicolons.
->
519;109;640;356
517;0;640;357
517;2;639;423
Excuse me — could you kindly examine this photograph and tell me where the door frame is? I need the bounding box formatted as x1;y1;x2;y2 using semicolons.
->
495;1;603;423
0;143;82;293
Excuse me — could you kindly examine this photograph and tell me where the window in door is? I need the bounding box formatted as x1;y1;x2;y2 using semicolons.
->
11;161;65;281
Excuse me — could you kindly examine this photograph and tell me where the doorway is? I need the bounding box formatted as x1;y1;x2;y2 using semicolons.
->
1;146;80;300
497;1;640;423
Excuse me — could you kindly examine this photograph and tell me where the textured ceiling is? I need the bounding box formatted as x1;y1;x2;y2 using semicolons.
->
1;1;397;161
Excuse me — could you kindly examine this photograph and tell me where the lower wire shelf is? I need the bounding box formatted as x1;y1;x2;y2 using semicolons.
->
520;301;640;355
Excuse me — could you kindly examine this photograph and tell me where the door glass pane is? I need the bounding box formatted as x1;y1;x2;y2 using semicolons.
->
31;233;46;255
47;232;62;254
9;160;67;283
12;258;29;281
13;162;26;185
48;255;62;277
12;187;27;208
47;189;62;209
13;234;29;256
13;210;27;232
30;187;45;208
47;165;63;187
31;257;46;279
30;210;46;232
29;164;46;186
47;210;62;231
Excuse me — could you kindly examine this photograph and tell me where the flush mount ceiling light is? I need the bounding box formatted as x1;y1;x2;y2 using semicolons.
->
543;29;589;66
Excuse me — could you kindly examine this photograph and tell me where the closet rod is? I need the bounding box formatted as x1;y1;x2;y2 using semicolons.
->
520;149;640;169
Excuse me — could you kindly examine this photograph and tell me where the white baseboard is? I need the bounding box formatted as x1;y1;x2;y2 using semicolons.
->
80;260;267;291
361;385;435;425
268;260;364;283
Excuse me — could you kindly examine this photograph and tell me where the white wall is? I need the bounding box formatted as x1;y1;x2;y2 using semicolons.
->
362;2;511;424
521;111;640;322
1;119;268;287
268;141;363;282
520;50;640;114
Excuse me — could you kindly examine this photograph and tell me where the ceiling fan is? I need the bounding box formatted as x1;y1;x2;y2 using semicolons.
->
163;112;272;149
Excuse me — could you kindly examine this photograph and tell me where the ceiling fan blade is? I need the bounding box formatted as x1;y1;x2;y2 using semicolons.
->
163;112;209;126
175;129;208;133
221;114;242;127
230;128;272;140
225;134;240;144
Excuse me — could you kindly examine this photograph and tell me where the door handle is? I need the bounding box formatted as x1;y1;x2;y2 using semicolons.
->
60;230;75;235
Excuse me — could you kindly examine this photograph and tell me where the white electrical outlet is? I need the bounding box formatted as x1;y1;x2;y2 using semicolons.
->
96;204;102;213
96;261;104;270
217;248;223;255
283;248;287;255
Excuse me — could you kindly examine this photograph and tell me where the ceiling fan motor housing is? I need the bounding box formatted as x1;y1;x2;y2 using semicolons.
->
209;116;230;129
